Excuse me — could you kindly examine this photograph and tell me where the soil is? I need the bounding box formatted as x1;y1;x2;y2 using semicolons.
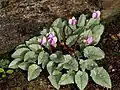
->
0;71;73;90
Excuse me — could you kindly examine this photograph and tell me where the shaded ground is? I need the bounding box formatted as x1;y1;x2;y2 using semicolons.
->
100;14;120;90
0;71;73;90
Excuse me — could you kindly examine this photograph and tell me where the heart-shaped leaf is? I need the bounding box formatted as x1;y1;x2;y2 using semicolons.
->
15;44;26;50
9;58;22;69
48;70;62;89
52;18;63;28
92;24;104;36
79;59;98;71
18;62;30;70
56;63;63;71
41;52;49;69
86;18;99;28
92;35;100;45
66;35;78;46
75;71;88;90
77;14;86;27
69;25;76;31
80;29;92;37
63;55;78;71
84;46;105;60
40;28;48;35
28;44;42;53
52;27;63;41
63;55;72;63
52;70;62;81
50;51;64;63
59;73;74;85
47;61;56;75
28;64;42;81
48;75;60;90
25;37;38;46
73;27;84;35
24;51;37;62
11;48;29;58
65;26;72;36
90;67;112;88
38;51;45;65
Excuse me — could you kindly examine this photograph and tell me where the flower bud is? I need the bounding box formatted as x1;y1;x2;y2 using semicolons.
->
83;37;93;45
69;16;77;25
39;36;47;45
92;10;101;19
47;32;57;47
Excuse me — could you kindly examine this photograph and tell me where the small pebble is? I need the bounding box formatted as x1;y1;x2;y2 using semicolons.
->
112;69;115;72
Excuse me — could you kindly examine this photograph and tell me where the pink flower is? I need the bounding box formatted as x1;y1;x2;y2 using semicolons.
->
69;16;77;25
83;37;93;45
47;33;54;39
48;36;57;45
47;33;57;46
39;36;47;45
92;10;101;19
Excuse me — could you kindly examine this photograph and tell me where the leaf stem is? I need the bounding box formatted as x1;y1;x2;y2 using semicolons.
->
67;25;74;33
74;27;84;50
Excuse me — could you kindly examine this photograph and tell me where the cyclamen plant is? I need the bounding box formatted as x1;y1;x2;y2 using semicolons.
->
9;12;111;90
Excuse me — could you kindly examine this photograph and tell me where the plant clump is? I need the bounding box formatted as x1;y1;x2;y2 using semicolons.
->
9;11;111;90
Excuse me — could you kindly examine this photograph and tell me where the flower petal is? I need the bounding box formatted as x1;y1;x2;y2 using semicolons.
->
96;10;101;18
40;36;47;45
69;16;77;25
48;33;54;39
72;16;76;20
92;12;97;19
42;36;47;44
53;37;57;43
92;10;101;19
83;37;93;45
72;19;77;25
69;19;73;25
87;37;93;44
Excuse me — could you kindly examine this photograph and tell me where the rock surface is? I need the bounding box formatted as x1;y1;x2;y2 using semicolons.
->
0;0;99;54
0;0;120;54
101;0;120;20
